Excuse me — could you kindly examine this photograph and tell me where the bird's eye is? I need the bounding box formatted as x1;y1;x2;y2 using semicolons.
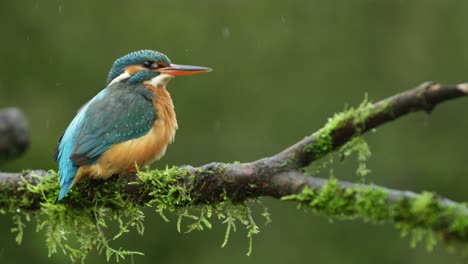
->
143;61;157;69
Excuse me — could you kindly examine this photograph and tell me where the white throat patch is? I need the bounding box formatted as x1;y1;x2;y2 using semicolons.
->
108;71;131;86
147;73;174;88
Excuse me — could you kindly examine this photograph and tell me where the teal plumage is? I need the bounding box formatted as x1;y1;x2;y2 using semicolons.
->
57;82;156;200
70;83;156;165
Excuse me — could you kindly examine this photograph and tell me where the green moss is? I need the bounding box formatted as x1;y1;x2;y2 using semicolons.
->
1;168;268;262
282;179;389;221
340;137;372;180
26;171;146;262
450;210;468;236
305;135;372;183
283;180;468;252
354;186;389;221
304;96;374;158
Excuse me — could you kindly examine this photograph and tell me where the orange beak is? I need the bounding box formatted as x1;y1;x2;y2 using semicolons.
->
156;64;212;76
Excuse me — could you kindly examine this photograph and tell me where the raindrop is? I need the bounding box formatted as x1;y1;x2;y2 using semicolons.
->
46;120;50;129
222;27;231;39
281;16;287;23
58;5;63;14
16;208;21;213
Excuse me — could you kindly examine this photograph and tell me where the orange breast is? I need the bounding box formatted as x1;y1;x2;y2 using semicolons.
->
74;85;178;184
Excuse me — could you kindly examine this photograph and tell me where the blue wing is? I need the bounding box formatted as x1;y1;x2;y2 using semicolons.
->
56;83;155;200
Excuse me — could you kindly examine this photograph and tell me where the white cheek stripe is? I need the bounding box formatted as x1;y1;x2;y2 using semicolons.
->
147;73;174;88
108;71;132;86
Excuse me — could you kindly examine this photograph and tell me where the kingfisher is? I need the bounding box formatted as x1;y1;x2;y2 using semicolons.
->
55;50;211;200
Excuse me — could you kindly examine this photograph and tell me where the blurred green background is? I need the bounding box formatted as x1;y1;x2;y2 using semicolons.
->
1;0;467;263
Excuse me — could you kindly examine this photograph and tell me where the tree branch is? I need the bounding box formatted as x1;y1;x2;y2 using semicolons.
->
0;108;30;163
0;82;467;251
275;81;467;169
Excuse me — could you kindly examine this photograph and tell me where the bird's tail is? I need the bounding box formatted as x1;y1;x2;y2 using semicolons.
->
58;179;73;201
57;163;78;201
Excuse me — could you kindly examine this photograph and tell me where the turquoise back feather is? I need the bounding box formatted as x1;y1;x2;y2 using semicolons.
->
56;88;109;200
56;82;156;200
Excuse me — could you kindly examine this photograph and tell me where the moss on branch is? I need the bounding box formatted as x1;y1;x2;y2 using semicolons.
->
0;168;268;262
282;179;468;251
0;82;467;262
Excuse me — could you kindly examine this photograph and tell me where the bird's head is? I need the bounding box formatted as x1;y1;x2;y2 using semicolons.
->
106;50;211;87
